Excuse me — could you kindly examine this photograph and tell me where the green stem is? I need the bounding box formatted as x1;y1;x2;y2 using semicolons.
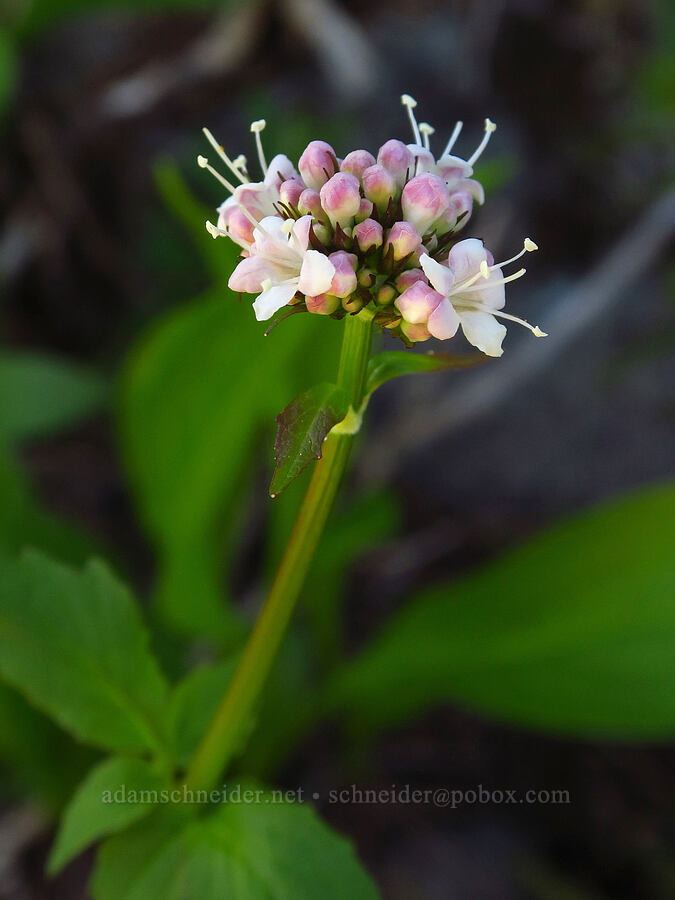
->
185;309;374;792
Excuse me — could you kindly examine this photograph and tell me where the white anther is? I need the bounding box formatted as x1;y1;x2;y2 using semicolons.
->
524;238;538;252
401;94;421;145
250;120;267;175
467;118;497;167
419;122;435;151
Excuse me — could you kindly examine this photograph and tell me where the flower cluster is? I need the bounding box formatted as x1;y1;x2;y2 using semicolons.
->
199;96;545;356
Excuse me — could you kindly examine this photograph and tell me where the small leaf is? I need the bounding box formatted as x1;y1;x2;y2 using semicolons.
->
167;661;236;767
329;483;675;740
92;785;378;900
270;383;349;497
0;552;169;753
0;352;108;443
48;757;169;875
365;349;486;397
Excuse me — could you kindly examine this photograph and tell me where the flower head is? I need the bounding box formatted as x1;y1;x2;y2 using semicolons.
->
198;96;546;354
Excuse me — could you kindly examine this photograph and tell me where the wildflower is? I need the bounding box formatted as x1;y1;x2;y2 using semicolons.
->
228;215;334;321
397;238;545;355
198;96;546;354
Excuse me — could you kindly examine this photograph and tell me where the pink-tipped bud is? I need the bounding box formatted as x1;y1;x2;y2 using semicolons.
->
328;251;358;298
449;189;474;222
278;179;304;209
362;164;397;213
306;293;341;315
353;218;383;253
376;284;397;306
340;149;377;181
218;205;254;248
395;268;427;292
432;205;458;237
400;320;432;343
298;140;338;191
319;172;361;228
395;280;443;324
355;198;373;223
384;221;422;262
377;139;414;187
401;173;451;235
298;189;328;224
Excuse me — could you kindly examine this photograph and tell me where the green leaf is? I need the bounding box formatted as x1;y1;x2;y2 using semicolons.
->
0;352;108;443
270;383;349;498
167;662;235;767
92;788;378;900
329;483;675;740
0;552;169;753
365;350;486;397
49;757;169;874
119;288;341;639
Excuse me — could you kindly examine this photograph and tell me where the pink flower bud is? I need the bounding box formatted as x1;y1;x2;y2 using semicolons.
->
340;150;376;181
395;280;443;324
298;189;328;224
319;173;361;228
278;179;304;208
400;320;432;343
384;221;422;261
353;218;383;253
218;205;254;249
355;198;373;223
306;293;341;315
328;251;358;298
298;140;338;191
362;164;397;213
395;268;427;292
449;189;474;222
377;139;414;186
401;173;451;235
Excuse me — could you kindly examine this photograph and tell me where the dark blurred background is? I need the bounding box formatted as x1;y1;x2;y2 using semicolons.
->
1;0;674;897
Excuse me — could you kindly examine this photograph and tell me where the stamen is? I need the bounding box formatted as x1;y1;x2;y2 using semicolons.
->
205;220;224;239
202;128;248;184
467;118;497;167
488;308;547;337
197;156;238;194
442;121;463;157
455;267;527;294
488;238;539;272
232;154;248;177
419;122;435;152
401;94;422;146
250;119;268;175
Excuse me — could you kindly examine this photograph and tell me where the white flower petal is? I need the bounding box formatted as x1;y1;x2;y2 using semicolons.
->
264;154;298;189
459;310;507;357
252;282;298;321
420;253;455;297
228;255;275;293
297;250;335;296
428;298;460;340
447;238;488;282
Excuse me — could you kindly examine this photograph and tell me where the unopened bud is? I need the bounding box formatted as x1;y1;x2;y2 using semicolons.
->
341;149;376;181
362;164;397;213
298;189;328;224
278;179;304;209
400;320;432;343
342;295;364;314
298;140;338;190
306;293;341;315
377;139;414;187
328;251;358;298
401;173;451;235
395;268;427;292
384;221;422;262
376;284;397;306
353;218;383;253
395;280;443;324
320;172;362;228
358;267;376;288
355;198;373;223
